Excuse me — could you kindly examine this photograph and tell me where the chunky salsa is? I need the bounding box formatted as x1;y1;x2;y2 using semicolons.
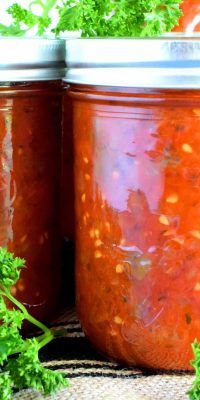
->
71;85;200;370
0;81;62;322
173;0;200;32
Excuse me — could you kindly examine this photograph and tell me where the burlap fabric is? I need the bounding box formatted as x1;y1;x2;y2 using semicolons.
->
14;311;194;400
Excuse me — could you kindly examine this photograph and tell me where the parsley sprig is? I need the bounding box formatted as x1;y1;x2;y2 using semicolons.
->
0;0;57;36
55;0;183;37
0;0;183;37
0;248;68;400
189;340;200;399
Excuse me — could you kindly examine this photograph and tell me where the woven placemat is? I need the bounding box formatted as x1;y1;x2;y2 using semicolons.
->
14;310;194;400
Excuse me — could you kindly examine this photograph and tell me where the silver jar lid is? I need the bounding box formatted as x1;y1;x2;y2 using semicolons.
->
0;38;66;81
65;36;200;89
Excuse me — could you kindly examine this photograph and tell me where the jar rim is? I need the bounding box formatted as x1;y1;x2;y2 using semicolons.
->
0;38;66;81
64;36;200;89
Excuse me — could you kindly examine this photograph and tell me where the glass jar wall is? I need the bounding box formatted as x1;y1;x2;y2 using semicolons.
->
0;39;65;322
0;82;62;321
71;85;200;371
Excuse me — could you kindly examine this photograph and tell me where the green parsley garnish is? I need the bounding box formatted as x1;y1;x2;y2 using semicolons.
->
0;0;183;37
189;340;200;400
0;247;68;400
0;1;57;37
55;0;183;37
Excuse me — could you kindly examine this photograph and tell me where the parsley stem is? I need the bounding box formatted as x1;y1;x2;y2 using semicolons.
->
4;332;54;357
0;290;50;335
37;331;54;350
25;313;50;335
0;248;68;399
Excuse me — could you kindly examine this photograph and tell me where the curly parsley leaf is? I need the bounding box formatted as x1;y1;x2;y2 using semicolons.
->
0;0;57;37
0;373;13;400
0;248;68;399
55;0;183;37
0;248;25;289
7;338;68;395
0;0;183;37
0;23;24;37
189;340;200;400
7;3;51;36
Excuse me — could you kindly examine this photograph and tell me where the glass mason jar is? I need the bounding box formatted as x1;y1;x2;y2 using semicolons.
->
0;38;65;322
65;37;200;370
173;0;200;32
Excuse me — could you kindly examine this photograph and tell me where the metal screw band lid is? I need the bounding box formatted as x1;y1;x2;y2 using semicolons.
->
0;38;66;81
64;36;200;89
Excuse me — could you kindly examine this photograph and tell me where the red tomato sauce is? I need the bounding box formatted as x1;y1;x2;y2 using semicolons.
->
0;81;62;322
71;85;200;370
173;0;200;32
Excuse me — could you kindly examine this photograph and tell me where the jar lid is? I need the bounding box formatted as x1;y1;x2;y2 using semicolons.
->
65;36;200;89
0;38;66;81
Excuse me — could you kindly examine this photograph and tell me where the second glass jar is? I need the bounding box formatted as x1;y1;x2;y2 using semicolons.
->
0;38;65;322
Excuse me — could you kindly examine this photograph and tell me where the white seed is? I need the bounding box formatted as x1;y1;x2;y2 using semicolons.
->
116;264;124;274
114;316;123;325
194;282;200;291
105;222;111;232
89;229;95;238
163;230;175;237
110;330;117;337
95;250;102;259
81;193;86;203
172;237;184;245
193;109;200;117
83;213;90;224
83;157;89;164
95;239;102;247
159;215;169;226
182;143;193;153
94;229;100;238
166;194;178;204
190;230;200;239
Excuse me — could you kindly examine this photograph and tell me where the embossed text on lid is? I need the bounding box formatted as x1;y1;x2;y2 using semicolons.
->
64;37;200;89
